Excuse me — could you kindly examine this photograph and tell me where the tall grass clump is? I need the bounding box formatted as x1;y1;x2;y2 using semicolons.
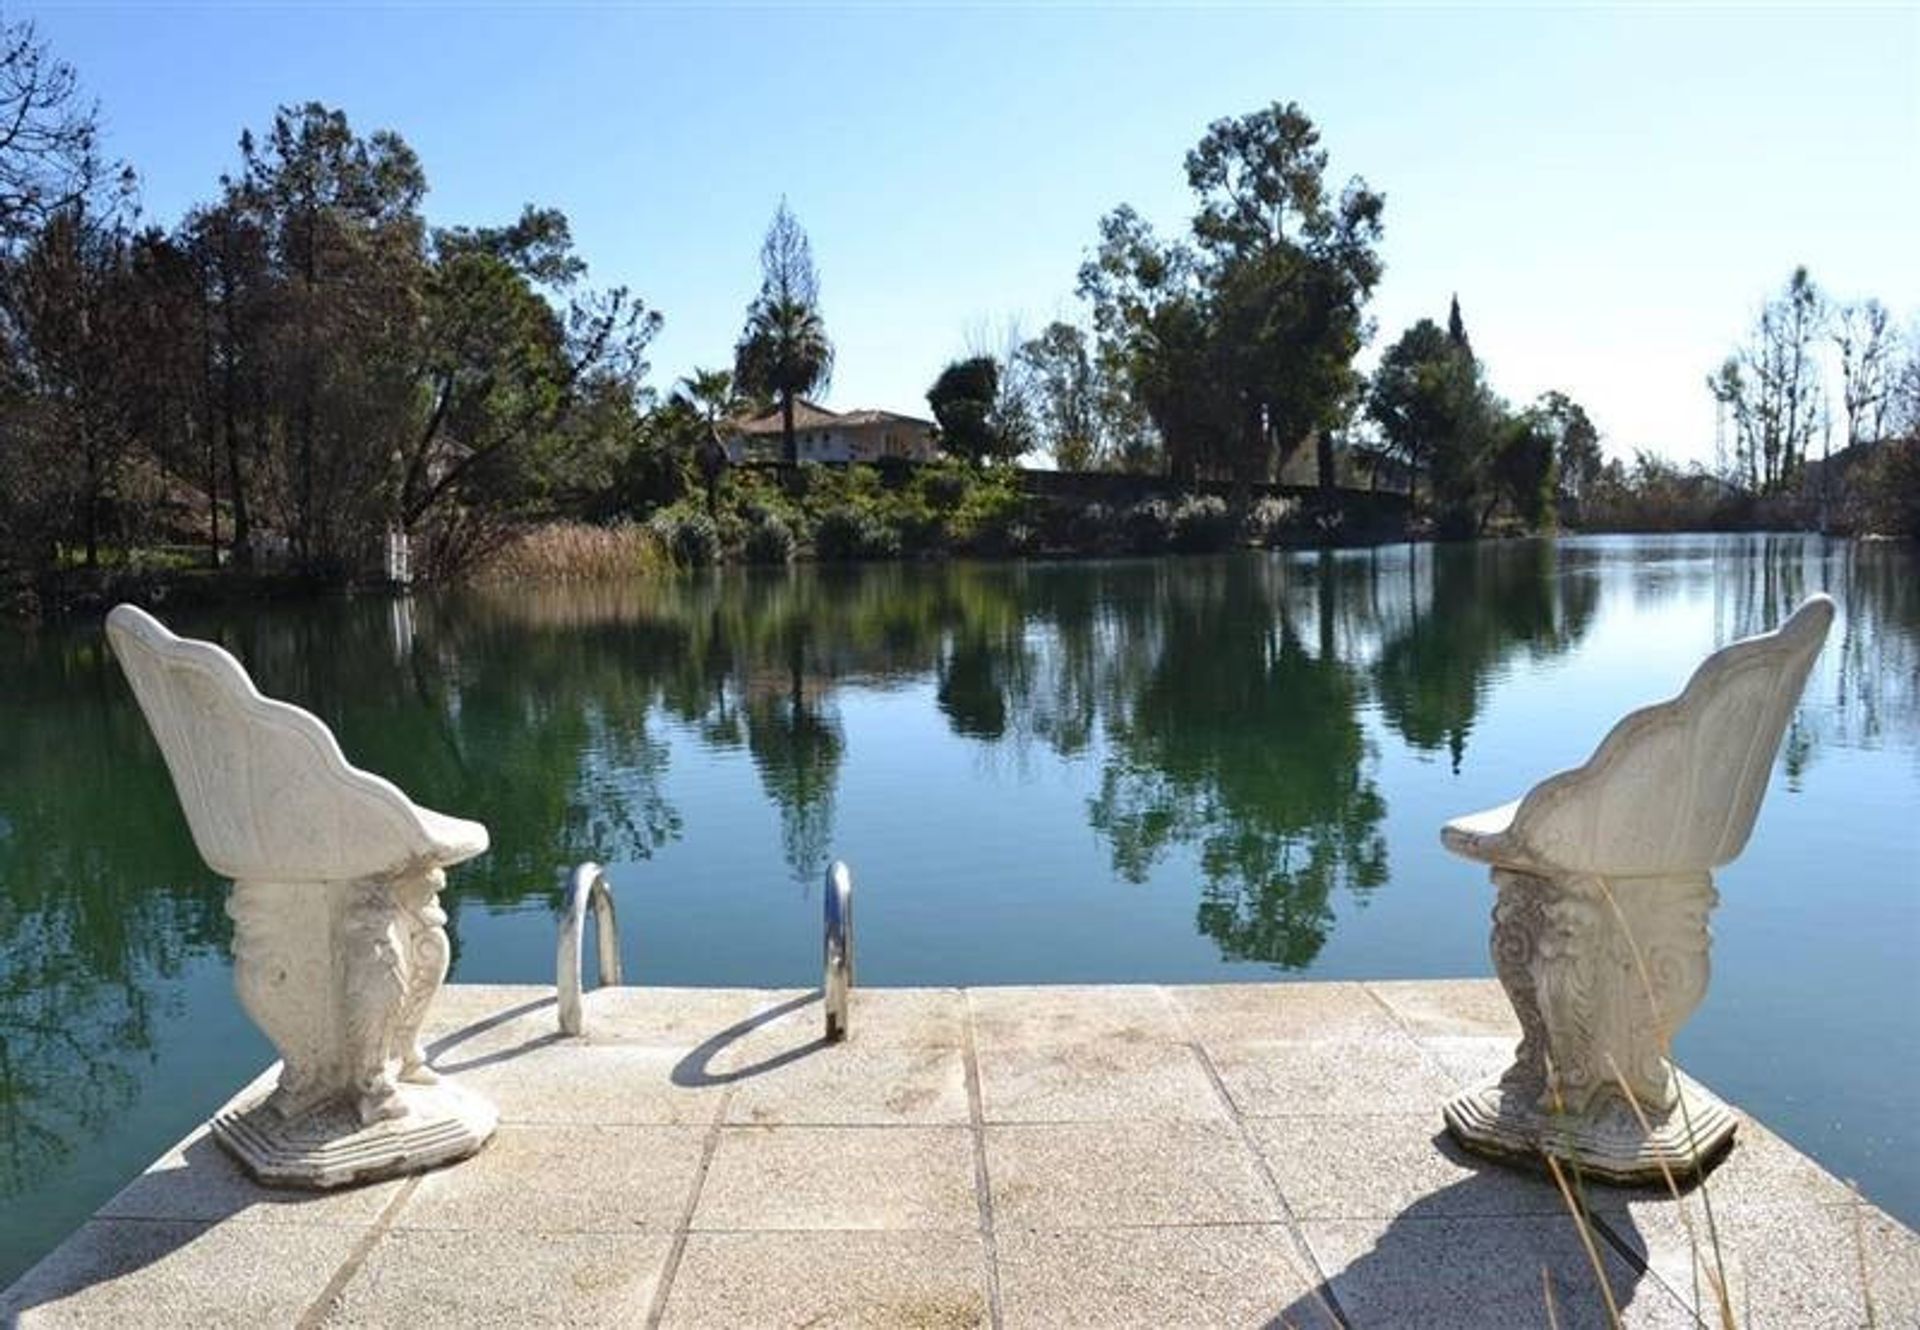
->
471;521;668;584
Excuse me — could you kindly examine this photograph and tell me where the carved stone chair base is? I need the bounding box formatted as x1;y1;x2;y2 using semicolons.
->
1443;1070;1738;1187
212;1078;497;1190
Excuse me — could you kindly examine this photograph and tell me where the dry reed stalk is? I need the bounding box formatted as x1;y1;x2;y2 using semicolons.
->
469;522;668;585
1590;878;1736;1326
1546;1152;1624;1328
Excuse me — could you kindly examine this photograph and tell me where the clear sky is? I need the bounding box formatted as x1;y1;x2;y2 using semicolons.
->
21;2;1920;466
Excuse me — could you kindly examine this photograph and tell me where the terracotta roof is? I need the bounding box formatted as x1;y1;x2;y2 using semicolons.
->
728;399;933;436
835;408;935;428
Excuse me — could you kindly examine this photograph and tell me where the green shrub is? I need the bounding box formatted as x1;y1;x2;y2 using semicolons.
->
875;455;917;490
742;508;797;564
785;460;831;503
815;505;901;561
649;505;721;567
1065;501;1120;553
1122;499;1173;553
1246;496;1301;547
1851;439;1920;537
916;463;971;512
949;470;1029;551
1170;495;1236;552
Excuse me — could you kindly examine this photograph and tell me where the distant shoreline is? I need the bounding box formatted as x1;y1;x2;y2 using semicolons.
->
10;523;1894;628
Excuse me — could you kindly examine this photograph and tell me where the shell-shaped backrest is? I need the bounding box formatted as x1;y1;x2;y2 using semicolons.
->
105;604;426;882
1510;595;1835;876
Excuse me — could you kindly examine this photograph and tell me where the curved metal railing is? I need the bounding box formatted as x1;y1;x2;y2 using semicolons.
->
558;862;623;1036
823;859;855;1042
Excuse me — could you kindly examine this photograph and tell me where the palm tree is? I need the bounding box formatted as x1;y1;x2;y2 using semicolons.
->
676;367;742;512
735;296;833;465
676;366;743;425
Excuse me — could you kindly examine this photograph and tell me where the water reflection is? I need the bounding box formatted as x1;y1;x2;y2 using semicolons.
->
1371;542;1598;771
1;535;1915;1246
0;633;220;1192
1083;560;1388;967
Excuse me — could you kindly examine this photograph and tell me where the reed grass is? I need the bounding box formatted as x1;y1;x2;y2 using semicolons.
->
1536;874;1737;1328
469;521;670;585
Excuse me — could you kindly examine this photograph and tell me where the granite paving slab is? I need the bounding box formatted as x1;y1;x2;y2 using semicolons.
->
317;1229;672;1328
7;980;1914;1329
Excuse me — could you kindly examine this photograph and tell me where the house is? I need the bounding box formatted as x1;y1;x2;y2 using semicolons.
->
724;398;938;465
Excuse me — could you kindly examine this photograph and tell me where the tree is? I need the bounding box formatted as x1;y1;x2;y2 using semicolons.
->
1447;294;1471;357
1016;322;1101;470
1708;267;1827;493
1486;408;1556;532
1079;102;1384;491
1832;299;1899;448
1185;102;1384;492
1536;390;1602;512
0;75;662;586
928;356;1012;465
230;102;427;572
0;18;134;576
1369;317;1487;516
1077;207;1225;483
1892;324;1920;441
406;201;658;574
173;197;273;567
0;17;130;250
733;201;832;464
675;367;740;513
0;203;138;567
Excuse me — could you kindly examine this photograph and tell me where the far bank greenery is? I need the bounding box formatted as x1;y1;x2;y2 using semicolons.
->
1;16;1916;613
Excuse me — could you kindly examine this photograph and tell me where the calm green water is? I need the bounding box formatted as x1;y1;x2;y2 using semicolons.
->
1;534;1916;1279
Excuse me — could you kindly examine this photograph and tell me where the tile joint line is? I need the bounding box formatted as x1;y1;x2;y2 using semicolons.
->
294;1172;422;1329
961;989;1006;1330
643;1082;738;1329
1175;989;1351;1329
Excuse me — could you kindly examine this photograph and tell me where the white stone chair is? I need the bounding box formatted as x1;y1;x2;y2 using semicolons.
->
106;604;496;1187
1439;595;1834;1183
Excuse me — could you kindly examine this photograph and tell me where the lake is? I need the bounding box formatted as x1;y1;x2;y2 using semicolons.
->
1;533;1915;1282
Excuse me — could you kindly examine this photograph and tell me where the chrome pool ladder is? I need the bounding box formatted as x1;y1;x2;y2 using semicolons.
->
557;861;622;1036
554;857;856;1042
824;859;855;1042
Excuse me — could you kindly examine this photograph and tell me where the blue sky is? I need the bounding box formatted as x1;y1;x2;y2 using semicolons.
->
23;2;1920;466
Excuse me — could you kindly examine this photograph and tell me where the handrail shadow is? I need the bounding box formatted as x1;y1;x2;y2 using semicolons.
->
671;989;828;1088
424;995;564;1075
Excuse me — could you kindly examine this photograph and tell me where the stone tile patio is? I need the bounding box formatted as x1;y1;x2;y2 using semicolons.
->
4;980;1914;1328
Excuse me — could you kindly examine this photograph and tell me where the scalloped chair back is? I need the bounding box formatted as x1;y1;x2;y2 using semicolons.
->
105;604;483;883
1510;595;1835;877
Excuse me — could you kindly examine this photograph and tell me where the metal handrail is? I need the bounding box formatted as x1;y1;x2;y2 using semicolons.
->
823;860;855;1042
558;862;623;1036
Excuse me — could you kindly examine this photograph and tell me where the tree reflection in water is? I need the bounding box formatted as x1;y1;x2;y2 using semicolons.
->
0;632;221;1193
2;536;1912;1222
1370;541;1599;772
1079;559;1388;967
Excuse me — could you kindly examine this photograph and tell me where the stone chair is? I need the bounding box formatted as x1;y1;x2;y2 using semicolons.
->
1439;595;1834;1184
106;604;497;1187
